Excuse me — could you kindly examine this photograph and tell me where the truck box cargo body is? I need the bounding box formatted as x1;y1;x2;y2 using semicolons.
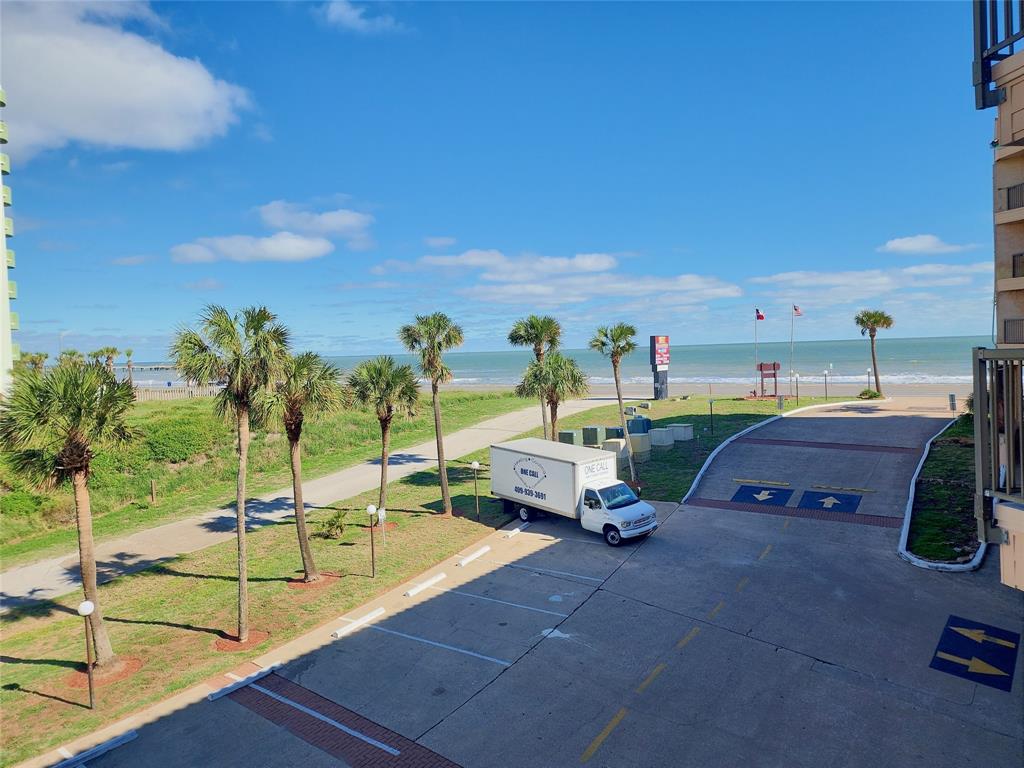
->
490;438;658;546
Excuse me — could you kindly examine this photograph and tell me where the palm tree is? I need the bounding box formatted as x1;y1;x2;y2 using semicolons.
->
516;353;589;439
170;305;289;642
124;348;134;385
347;356;419;510
0;364;136;666
854;309;894;395
276;352;344;583
14;351;47;374
508;315;561;439
399;313;464;515
88;347;119;374
57;349;84;368
590;323;638;483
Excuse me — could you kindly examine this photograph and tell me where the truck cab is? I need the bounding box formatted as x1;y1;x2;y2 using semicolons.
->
579;479;659;546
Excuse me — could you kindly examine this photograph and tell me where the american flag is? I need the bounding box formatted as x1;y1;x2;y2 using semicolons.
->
755;308;765;320
792;305;803;317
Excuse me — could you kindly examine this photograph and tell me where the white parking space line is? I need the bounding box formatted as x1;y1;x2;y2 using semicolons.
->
367;625;513;667
426;586;570;617
526;533;603;546
248;683;401;757
208;664;280;701
486;559;604;583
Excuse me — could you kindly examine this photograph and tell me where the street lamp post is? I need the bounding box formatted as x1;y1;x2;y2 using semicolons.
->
471;461;480;521
366;504;377;578
77;600;96;709
709;399;715;436
822;370;829;401
795;373;800;405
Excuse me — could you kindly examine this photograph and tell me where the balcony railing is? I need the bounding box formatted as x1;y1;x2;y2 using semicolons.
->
975;0;1024;109
974;347;1024;543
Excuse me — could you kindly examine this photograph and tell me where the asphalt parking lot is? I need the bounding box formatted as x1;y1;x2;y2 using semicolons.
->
86;401;1023;768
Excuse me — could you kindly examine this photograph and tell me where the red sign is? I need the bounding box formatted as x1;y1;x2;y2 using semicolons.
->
650;335;670;368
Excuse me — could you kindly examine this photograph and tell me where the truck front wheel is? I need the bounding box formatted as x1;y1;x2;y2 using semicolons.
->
603;526;623;546
518;506;533;523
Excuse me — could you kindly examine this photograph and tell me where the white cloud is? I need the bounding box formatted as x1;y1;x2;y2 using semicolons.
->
2;2;249;159
421;250;619;282
876;234;979;255
171;232;335;263
258;200;375;250
424;236;457;249
319;1;403;34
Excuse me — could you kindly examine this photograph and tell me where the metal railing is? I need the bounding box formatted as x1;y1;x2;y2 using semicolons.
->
1014;252;1024;276
973;347;1024;542
1004;318;1024;343
1009;182;1024;209
975;1;1024;109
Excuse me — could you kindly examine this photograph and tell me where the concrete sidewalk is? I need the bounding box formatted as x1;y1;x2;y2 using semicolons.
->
0;398;604;611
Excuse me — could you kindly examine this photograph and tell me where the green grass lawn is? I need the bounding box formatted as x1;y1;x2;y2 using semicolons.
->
0;394;838;765
907;415;979;562
0;390;525;566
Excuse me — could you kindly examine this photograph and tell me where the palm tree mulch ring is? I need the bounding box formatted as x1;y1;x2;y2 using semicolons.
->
286;571;344;590
214;629;270;652
377;521;399;531
64;656;144;688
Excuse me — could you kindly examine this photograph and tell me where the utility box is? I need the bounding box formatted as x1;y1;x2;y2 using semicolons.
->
649;428;673;448
606;426;625;439
558;430;581;445
582;425;606;445
668;423;694;441
994;500;1024;590
627;417;652;434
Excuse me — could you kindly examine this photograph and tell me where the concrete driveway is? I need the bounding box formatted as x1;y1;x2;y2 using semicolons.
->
68;399;1023;768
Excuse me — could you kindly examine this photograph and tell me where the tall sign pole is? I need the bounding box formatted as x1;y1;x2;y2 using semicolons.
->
649;335;670;400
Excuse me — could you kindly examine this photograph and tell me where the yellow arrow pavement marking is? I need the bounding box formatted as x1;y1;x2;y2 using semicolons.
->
950;626;1017;648
580;708;628;763
934;651;1009;676
735;478;790;487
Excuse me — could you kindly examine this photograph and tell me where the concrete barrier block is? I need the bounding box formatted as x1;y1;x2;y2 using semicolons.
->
601;438;628;459
668;423;694;441
629;433;652;454
649;427;674;448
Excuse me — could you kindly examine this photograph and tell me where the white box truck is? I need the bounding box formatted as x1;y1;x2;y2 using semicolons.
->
490;438;658;546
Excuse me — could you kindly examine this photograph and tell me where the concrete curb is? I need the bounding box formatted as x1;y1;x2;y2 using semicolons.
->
680;399;869;504
897;417;987;573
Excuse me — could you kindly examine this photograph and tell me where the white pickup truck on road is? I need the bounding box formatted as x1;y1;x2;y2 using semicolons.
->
490;438;659;546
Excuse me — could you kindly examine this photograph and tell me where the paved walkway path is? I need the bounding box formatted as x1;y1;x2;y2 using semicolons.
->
0;399;605;611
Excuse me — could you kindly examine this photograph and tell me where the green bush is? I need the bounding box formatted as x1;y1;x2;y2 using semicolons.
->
143;419;216;463
857;389;883;399
1;491;41;518
317;508;348;539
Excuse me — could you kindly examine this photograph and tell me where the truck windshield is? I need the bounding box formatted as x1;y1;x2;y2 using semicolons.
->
598;483;639;510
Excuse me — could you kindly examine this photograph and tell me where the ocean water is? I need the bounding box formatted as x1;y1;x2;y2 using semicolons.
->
126;336;987;388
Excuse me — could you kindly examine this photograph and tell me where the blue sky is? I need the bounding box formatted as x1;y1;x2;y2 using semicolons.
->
2;1;994;360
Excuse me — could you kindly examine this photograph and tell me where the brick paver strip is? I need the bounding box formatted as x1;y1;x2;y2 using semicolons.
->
687;497;902;528
229;673;461;767
735;437;920;455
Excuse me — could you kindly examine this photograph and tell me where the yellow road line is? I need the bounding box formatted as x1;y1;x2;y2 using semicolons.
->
707;600;726;619
812;484;874;493
676;626;701;649
758;544;773;560
735;576;750;593
782;518;791;530
635;663;667;694
734;478;790;487
580;707;628;763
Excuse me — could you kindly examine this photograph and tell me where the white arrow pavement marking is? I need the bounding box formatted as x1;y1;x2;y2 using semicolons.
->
753;490;774;502
950;626;1017;648
819;496;841;509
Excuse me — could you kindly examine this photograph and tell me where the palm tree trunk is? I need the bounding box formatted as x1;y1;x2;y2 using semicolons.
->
613;360;637;483
870;330;882;395
290;437;319;582
540;395;551;440
432;381;452;515
72;471;116;666
378;418;392;509
549;400;559;440
235;406;251;643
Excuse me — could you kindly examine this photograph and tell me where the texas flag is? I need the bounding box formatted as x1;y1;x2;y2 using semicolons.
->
793;305;803;317
755;308;765;320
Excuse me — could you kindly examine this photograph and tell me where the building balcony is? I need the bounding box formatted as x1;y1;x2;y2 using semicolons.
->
998;276;1024;292
996;182;1024;223
3;217;11;237
2;184;10;207
0;121;7;145
6;249;13;268
8;280;15;300
0;88;6;108
0;153;8;175
9;311;18;330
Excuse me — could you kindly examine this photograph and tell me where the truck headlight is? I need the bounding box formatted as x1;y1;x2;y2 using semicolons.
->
621;520;633;528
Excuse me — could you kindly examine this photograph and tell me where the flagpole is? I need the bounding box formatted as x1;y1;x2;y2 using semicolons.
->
753;308;758;397
789;306;795;397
